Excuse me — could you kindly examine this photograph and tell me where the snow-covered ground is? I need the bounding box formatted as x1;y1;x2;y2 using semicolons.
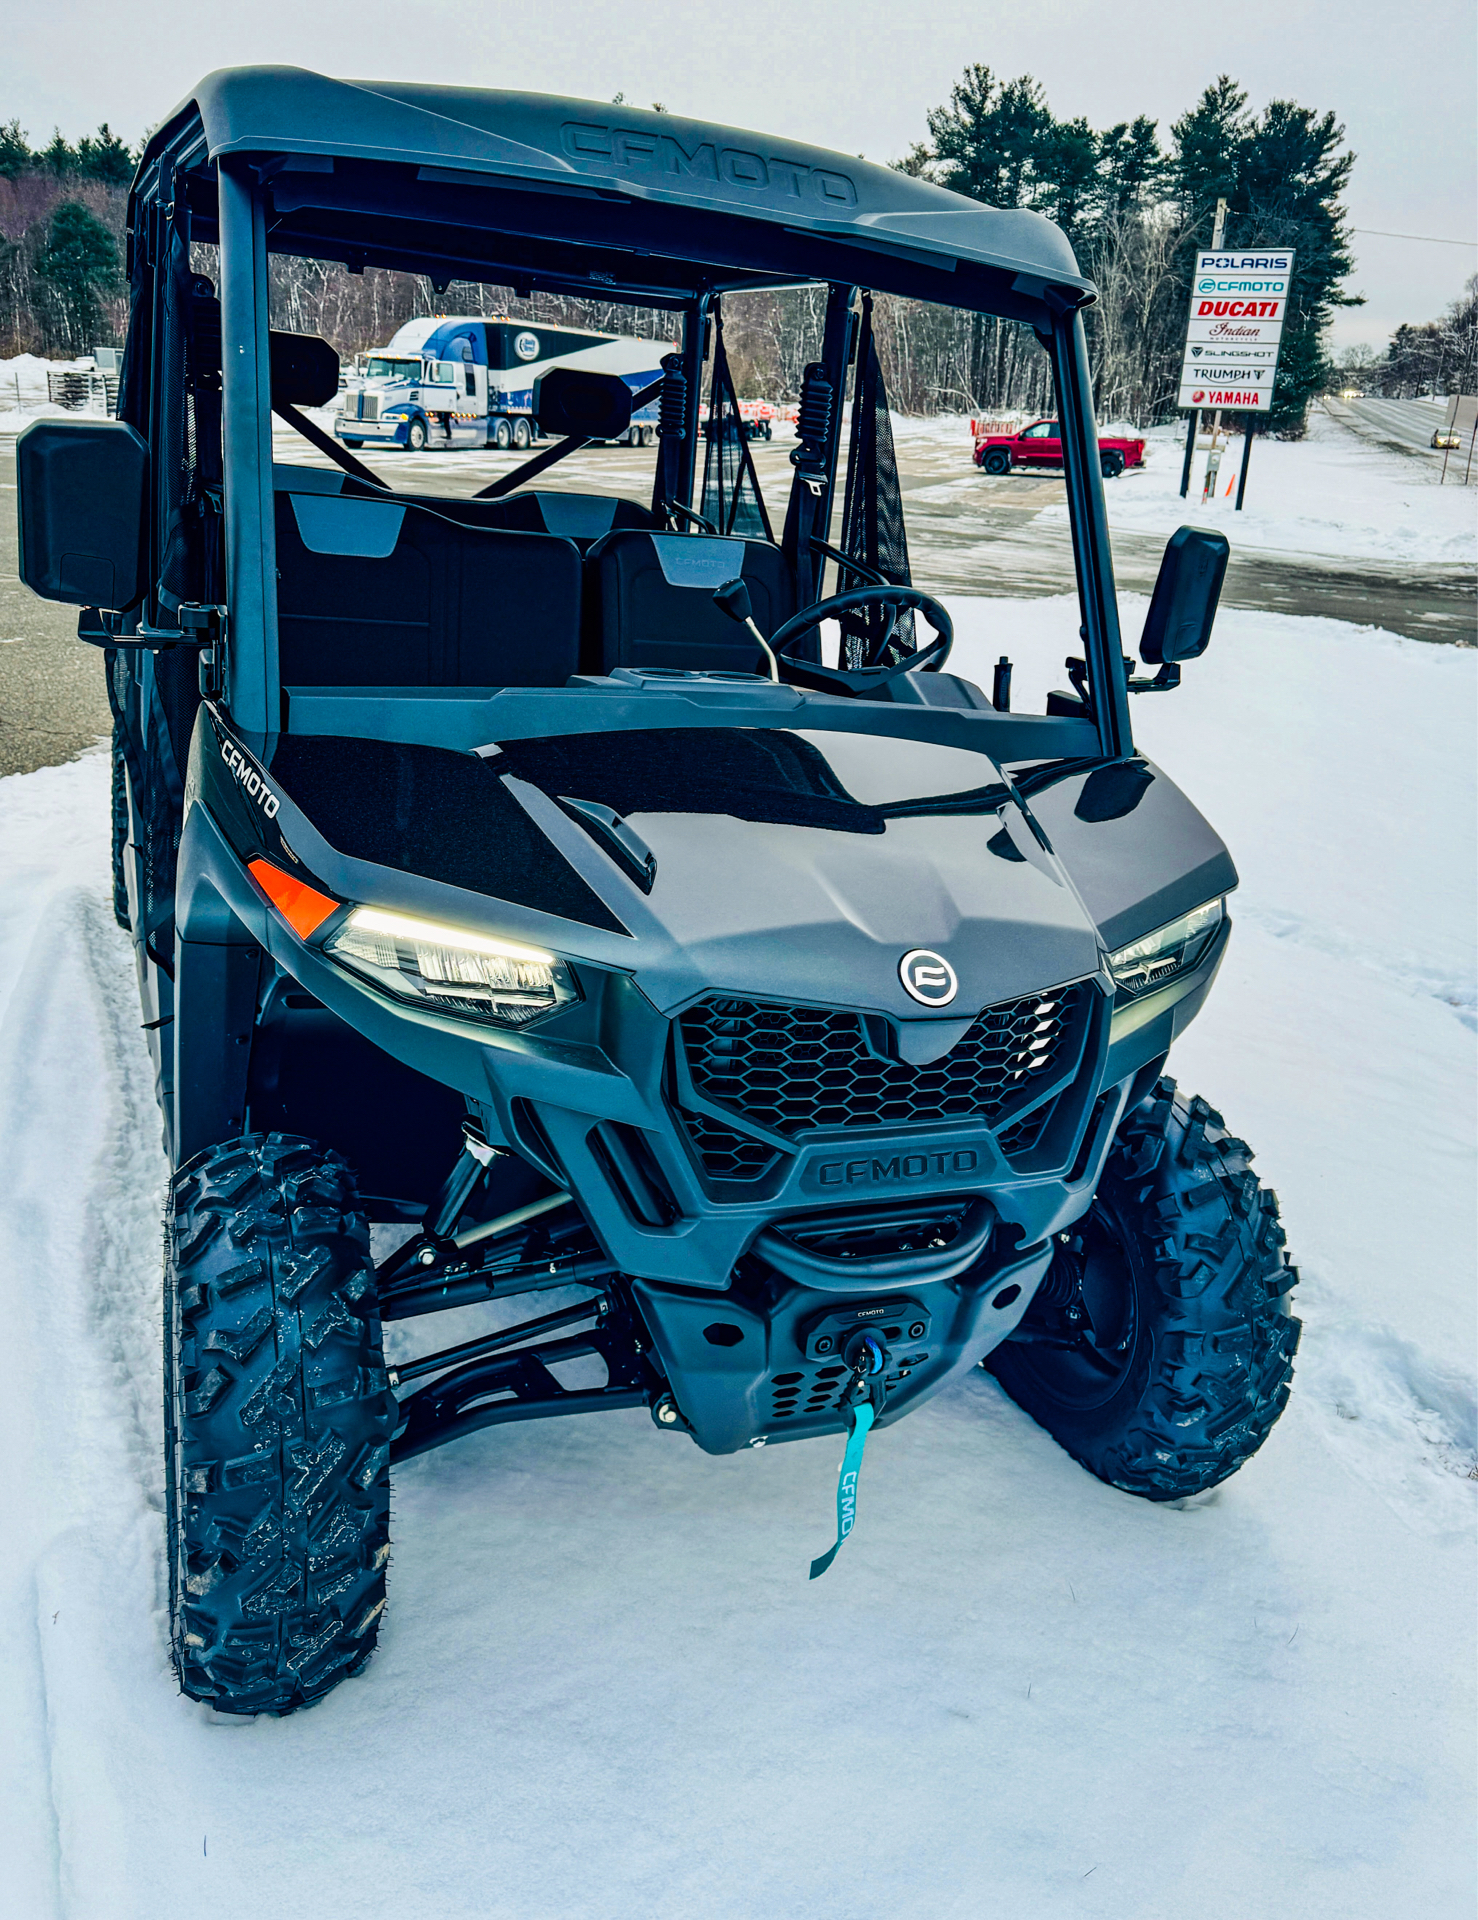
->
1;600;1472;1918
0;352;107;434
893;406;1478;572
1059;410;1478;568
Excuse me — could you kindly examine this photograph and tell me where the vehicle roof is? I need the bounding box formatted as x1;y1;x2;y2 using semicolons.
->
139;68;1093;322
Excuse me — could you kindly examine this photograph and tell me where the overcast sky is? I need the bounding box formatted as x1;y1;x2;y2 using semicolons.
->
5;0;1474;348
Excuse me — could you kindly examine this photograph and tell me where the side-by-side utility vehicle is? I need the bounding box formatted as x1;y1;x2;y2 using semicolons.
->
17;68;1298;1715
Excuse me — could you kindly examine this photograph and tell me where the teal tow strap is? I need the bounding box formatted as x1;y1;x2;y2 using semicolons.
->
809;1400;876;1579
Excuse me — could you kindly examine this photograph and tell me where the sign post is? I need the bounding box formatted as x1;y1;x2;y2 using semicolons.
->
1177;249;1294;509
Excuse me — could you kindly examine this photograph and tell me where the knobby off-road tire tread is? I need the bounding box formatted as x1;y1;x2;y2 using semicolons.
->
110;730;131;931
165;1134;395;1714
992;1076;1300;1500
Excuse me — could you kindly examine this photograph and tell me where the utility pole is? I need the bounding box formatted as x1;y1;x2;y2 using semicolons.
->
1210;200;1227;441
1183;201;1230;497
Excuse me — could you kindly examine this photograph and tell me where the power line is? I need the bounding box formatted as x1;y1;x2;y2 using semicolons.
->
1352;228;1478;247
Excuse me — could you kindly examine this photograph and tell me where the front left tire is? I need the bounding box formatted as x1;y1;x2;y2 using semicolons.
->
165;1135;395;1715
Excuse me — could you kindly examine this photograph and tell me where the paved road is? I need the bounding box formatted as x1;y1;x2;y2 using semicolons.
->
0;449;114;776
3;408;1473;777
1324;395;1463;462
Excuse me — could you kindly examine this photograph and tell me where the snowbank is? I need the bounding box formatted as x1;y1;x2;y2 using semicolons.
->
1040;408;1478;568
0;609;1473;1918
888;405;1478;572
0;351;108;435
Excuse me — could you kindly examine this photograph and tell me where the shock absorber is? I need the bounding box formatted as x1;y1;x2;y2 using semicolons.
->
657;352;688;439
791;361;834;474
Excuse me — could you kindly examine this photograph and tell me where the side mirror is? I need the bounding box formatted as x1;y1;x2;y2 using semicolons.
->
534;368;633;441
16;416;148;610
1140;525;1229;666
268;331;340;408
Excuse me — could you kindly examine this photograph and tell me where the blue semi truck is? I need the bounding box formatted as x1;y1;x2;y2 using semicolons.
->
335;314;671;452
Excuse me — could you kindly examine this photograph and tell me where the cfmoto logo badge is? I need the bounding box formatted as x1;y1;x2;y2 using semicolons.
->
899;949;958;1007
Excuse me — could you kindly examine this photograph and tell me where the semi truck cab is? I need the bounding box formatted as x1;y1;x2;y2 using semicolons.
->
336;316;671;453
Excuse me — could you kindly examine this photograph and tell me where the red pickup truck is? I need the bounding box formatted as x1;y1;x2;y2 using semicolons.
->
973;418;1145;479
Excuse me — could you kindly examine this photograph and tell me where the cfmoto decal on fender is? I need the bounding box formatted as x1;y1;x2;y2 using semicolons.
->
219;739;281;819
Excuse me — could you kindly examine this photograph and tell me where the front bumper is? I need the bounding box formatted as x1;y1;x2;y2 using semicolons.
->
335;416;410;445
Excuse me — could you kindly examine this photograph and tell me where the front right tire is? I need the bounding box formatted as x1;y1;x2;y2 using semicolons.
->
165;1135;395;1714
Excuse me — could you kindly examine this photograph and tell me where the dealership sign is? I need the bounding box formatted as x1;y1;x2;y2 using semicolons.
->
1179;251;1294;409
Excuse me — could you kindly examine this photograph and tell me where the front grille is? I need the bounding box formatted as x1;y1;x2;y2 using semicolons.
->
996;1105;1052;1159
678;1109;782;1183
678;984;1085;1138
769;1365;852;1423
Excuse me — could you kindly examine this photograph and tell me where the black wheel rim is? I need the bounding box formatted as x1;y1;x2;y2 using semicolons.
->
1013;1203;1141;1412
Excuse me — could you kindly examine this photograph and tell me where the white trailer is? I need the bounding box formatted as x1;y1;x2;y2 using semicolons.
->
335;316;672;453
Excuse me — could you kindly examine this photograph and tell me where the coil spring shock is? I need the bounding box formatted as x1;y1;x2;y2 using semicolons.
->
792;361;835;466
658;353;688;438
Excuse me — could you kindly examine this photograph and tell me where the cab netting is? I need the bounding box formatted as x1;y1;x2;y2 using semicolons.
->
837;295;914;667
699;306;773;542
106;188;220;962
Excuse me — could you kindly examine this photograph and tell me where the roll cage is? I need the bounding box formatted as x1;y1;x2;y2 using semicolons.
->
118;67;1132;760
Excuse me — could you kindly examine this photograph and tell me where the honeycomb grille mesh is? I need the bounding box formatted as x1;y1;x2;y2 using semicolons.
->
678;984;1084;1139
678;1109;782;1182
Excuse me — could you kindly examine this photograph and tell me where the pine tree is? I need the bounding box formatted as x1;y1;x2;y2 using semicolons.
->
923;66;1053;210
1169;80;1358;430
0;119;33;180
34;201;122;352
41;129;77;175
75;124;136;186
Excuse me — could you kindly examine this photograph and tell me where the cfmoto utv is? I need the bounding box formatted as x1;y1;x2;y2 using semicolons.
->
16;68;1298;1715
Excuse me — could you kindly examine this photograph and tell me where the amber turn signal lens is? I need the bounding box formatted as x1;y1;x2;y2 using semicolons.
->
248;859;340;939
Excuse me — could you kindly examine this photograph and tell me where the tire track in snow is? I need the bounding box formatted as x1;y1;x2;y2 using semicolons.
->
1239;904;1477;1032
1294;1272;1478;1536
0;883;169;1915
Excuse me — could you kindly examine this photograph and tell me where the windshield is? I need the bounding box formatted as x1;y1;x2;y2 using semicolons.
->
268;258;1092;737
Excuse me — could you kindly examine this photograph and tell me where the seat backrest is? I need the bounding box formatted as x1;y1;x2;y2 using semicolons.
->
588;531;795;675
274;487;582;688
471;491;658;549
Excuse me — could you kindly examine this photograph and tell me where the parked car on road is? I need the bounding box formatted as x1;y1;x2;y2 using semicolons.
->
975;418;1145;479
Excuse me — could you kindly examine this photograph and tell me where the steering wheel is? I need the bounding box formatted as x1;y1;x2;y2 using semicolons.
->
764;586;953;698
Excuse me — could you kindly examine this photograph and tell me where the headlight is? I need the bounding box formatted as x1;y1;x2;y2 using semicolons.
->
1106;899;1224;997
326;907;579;1028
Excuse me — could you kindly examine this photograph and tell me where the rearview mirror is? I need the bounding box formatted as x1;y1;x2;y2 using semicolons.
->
1140;525;1229;666
16;416;148;610
534;368;633;441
